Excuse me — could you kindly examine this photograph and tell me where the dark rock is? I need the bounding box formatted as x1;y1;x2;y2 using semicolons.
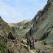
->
8;32;15;40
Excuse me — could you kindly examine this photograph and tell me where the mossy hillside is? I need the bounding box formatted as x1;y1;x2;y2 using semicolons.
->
0;36;7;53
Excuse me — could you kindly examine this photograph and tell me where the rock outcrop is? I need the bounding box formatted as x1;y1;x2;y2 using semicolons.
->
26;0;53;45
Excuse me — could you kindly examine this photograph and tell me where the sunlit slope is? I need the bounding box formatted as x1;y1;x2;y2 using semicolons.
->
32;0;53;44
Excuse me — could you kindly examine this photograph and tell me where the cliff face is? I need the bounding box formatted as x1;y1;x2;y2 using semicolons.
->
32;0;49;38
33;0;53;42
26;0;53;44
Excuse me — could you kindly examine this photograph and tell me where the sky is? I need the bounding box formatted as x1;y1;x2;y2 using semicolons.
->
0;0;48;23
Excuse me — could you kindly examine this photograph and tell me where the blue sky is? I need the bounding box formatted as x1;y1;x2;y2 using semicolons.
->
0;0;47;23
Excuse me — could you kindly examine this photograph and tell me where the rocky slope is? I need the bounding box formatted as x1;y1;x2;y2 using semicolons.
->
26;0;53;44
0;16;10;34
9;20;32;38
0;16;10;53
8;0;53;53
0;0;53;53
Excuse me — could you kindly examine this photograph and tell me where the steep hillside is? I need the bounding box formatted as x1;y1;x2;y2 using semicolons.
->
9;20;32;38
0;16;10;53
26;0;53;45
0;16;10;33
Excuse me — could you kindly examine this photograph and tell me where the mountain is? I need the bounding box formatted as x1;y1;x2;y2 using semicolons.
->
26;0;53;45
7;0;53;45
9;20;32;38
0;0;53;53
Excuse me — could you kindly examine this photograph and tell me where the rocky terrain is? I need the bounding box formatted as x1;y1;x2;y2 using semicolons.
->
0;17;10;53
0;0;53;53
